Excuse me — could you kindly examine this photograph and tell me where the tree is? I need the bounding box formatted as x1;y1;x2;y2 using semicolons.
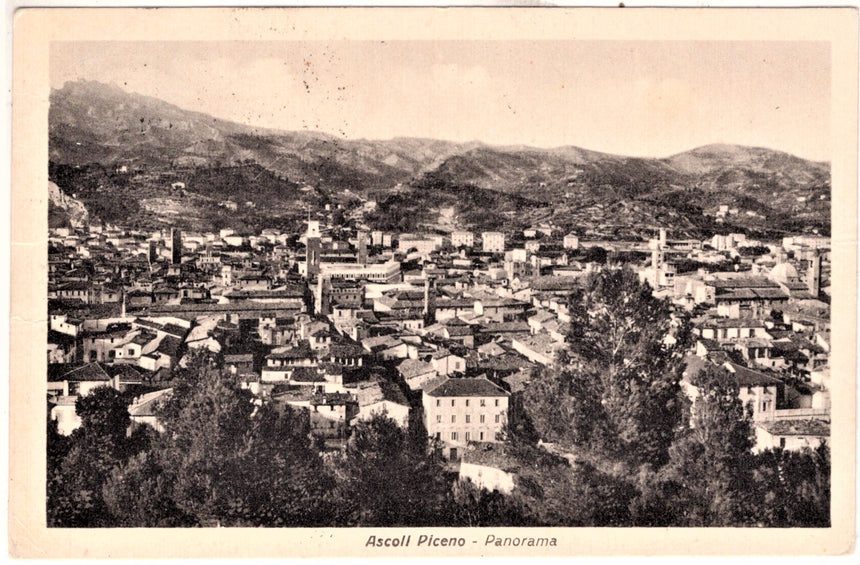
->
330;413;452;526
750;444;830;527
511;455;636;527
659;363;756;526
523;268;689;469
47;386;135;527
102;452;194;527
450;479;529;526
150;352;335;527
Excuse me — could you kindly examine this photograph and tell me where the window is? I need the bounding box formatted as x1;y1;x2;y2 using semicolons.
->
495;399;500;407
465;399;470;407
779;438;786;448
127;348;134;356
451;399;455;407
465;432;471;441
436;415;441;423
480;415;485;424
479;431;484;441
451;432;458;441
465;415;471;423
451;415;456;423
436;399;440;407
436;432;441;440
495;414;500;424
480;399;486;407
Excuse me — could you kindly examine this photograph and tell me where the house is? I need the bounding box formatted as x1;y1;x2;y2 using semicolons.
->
429;348;467;376
362;335;411;360
349;379;411;428
47;330;77;364
696;318;770;342
511;333;563;366
127;388;173;434
422;376;510;459
397;358;438;391
753;419;829;453
262;342;317;382
309;391;360;447
563;234;580;250
224;353;254;375
451;231;474;248
682;359;784;423
482;232;505;253
82;325;133;363
48;362;121;435
459;442;521;494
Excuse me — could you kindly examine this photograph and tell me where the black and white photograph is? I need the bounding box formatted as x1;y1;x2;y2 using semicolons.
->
9;7;857;558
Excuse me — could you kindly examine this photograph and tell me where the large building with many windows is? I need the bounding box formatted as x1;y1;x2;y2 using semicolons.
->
422;376;509;460
481;231;505;253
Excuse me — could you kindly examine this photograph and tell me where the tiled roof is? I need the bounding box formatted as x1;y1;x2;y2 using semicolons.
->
56;362;112;382
397;359;436;380
724;362;783;387
268;342;315;360
155;335;182;357
291;366;326;383
425;376;509;398
756;419;830;437
128;388;173;417
461;442;521;472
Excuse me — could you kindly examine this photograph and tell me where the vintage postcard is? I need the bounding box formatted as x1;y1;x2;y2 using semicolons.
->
9;7;857;558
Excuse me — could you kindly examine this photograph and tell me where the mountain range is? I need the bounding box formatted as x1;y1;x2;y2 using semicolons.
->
48;80;831;238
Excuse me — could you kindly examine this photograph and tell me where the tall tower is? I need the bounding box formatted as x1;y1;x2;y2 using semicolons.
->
306;220;321;277
315;275;330;315
148;240;158;264
357;231;368;266
170;228;182;265
807;251;821;297
423;277;436;323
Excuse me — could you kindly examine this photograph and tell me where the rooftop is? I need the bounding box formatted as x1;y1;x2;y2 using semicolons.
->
425;376;509;398
756;419;830;437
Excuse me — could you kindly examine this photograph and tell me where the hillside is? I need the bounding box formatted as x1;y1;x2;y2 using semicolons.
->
48;80;831;237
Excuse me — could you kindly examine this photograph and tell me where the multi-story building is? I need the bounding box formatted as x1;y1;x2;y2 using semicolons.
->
481;232;505;254
423;376;510;459
451;231;474;249
398;235;441;256
563;233;580;250
318;260;402;284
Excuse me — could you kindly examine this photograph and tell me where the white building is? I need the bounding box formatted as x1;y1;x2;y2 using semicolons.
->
451;231;475;248
481;232;505;253
563;234;580;250
423;376;510;459
319;260;402;284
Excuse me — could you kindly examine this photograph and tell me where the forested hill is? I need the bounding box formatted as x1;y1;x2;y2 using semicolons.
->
49;80;830;237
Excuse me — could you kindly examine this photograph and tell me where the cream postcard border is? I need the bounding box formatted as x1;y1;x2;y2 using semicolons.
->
9;7;858;558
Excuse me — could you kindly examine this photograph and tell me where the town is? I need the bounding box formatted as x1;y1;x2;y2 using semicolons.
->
46;201;832;526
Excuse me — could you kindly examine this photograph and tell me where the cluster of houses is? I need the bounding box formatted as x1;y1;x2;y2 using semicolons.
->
47;218;830;491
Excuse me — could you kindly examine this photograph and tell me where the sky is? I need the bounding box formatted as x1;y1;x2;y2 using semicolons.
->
50;40;831;161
